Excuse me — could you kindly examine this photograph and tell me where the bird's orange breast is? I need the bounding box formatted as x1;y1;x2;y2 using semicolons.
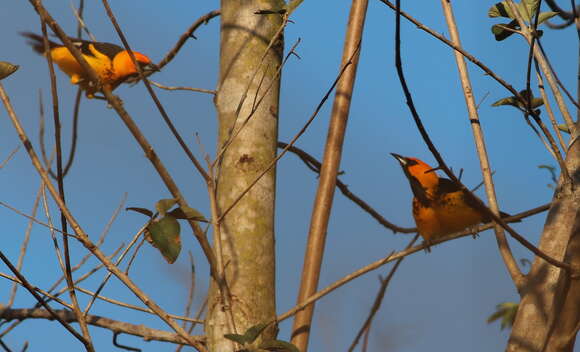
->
412;190;485;241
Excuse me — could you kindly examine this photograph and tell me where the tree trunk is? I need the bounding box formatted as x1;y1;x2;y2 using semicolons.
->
204;1;283;351
506;136;580;352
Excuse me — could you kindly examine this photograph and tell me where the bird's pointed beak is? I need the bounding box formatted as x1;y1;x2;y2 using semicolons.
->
142;62;160;73
390;153;407;166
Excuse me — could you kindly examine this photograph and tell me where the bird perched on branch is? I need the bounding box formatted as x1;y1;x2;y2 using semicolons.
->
22;32;158;98
391;153;516;249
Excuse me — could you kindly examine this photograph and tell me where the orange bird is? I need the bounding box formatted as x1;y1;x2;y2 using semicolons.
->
391;153;515;248
22;32;158;98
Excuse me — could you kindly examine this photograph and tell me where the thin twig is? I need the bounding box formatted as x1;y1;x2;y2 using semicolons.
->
7;185;42;307
124;237;146;275
0;251;85;343
537;41;580;111
182;251;196;329
0;308;206;346
40;20;94;350
0;201;76;239
149;80;216;95
83;224;147;316
347;235;419;352
278;142;415;233
113;332;141;352
206;160;237;336
535;61;567;152
0;338;12;352
46;193;126;296
175;298;208;352
157;10;221;70
74;286;203;324
278;203;550;324
0;272;74;310
440;0;524;288
0;146;19;170
0;245;124;339
70;1;96;40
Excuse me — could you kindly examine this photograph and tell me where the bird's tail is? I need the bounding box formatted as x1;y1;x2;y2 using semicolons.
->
20;32;60;55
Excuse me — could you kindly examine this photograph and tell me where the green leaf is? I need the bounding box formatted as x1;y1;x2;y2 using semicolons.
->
491;96;519;108
537;11;559;25
0;61;18;80
491;20;519;41
126;207;154;218
488;2;514;18
259;340;301;352
155;198;177;216
529;97;544;108
224;333;248;345
487;302;518;330
491;90;543;109
243;323;270;344
147;215;181;263
488;0;537;21
557;124;570;134
168;206;208;222
519;0;539;22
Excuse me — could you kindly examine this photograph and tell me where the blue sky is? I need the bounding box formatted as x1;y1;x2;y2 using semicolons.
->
0;1;577;351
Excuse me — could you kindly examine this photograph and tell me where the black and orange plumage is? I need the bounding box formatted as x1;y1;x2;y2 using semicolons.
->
391;153;515;247
22;32;158;98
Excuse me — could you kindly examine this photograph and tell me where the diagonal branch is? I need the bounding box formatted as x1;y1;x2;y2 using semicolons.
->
347;235;419;352
278;203;550;324
0;251;85;344
0;308;205;346
39;20;94;350
157;10;221;70
291;0;368;350
439;0;524;289
278;142;415;233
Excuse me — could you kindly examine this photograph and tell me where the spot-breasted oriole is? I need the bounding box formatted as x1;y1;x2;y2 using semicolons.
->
22;32;158;98
391;153;516;247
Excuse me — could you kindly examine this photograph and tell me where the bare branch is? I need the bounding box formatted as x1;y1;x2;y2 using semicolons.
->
0;250;85;344
157;10;221;70
278;141;415;233
0;146;19;170
291;0;368;349
348;235;419;352
149;80;216;95
279;203;550;323
440;0;524;288
8;185;42;306
0;308;205;346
